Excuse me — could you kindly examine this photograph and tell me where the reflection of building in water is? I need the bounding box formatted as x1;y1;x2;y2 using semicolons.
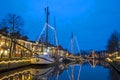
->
87;59;110;68
0;63;67;80
0;69;32;80
88;59;98;68
0;66;55;80
0;60;110;80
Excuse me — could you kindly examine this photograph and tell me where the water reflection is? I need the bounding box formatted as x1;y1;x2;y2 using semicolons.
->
0;60;120;80
110;67;120;80
65;64;82;80
0;67;32;80
31;66;54;80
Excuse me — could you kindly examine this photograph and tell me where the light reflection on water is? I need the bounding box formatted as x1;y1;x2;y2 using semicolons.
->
0;60;120;80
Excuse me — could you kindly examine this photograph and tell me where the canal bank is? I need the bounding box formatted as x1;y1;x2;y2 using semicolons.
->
0;59;31;72
0;57;55;72
106;57;120;73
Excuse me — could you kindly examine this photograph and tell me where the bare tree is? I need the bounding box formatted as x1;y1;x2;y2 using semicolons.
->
107;31;120;54
1;13;24;58
0;13;24;37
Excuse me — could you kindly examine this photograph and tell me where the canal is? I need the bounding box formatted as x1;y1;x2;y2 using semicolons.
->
0;60;120;80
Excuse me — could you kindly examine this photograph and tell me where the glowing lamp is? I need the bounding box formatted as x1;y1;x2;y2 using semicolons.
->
43;52;48;55
0;50;3;54
4;50;8;55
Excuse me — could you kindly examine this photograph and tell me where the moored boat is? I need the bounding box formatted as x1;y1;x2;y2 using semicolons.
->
31;53;55;65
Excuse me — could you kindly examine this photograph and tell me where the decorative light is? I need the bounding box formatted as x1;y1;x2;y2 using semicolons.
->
46;48;49;52
26;51;29;53
0;42;4;46
43;52;48;55
0;50;3;54
4;50;8;55
19;51;20;54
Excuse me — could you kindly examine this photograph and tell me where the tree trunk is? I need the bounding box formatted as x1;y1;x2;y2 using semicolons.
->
9;38;12;58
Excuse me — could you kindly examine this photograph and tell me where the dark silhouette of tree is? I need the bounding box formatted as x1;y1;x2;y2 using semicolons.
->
0;13;24;37
0;18;9;36
0;27;8;36
6;13;23;35
58;45;63;50
0;13;24;58
21;35;28;41
76;52;80;56
107;31;120;53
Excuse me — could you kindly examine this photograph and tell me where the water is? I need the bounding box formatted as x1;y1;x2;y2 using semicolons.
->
0;60;120;80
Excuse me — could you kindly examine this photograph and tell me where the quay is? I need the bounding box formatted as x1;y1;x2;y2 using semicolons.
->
106;56;120;73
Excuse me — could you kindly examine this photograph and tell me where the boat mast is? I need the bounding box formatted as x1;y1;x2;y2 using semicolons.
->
45;6;49;47
71;32;74;54
54;16;56;45
71;32;74;80
54;16;59;56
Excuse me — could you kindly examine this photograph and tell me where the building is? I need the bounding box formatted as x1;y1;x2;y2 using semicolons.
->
0;34;67;60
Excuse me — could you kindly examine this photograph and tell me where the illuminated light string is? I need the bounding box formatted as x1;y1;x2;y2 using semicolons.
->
37;23;47;42
74;37;81;55
67;39;72;53
48;23;58;47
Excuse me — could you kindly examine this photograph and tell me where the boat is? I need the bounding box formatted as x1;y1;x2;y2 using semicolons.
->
31;53;55;65
64;33;83;62
31;6;56;65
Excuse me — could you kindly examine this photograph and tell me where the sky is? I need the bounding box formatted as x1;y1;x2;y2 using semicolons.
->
0;0;120;51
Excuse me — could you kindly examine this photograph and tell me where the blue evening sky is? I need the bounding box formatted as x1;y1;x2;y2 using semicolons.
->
0;0;120;51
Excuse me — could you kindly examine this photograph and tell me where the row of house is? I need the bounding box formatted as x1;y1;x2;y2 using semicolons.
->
0;34;67;59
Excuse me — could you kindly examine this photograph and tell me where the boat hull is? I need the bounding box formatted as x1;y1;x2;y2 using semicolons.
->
31;58;55;65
